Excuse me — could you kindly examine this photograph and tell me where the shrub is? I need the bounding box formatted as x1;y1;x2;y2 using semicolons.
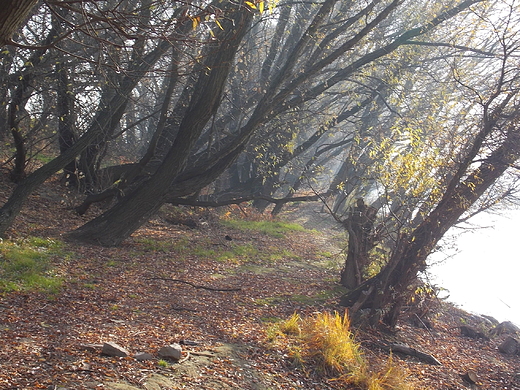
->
280;312;301;336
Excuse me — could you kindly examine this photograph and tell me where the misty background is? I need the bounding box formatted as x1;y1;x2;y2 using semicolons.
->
431;210;520;325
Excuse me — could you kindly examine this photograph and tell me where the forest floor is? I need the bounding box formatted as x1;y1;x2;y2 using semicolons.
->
0;177;520;390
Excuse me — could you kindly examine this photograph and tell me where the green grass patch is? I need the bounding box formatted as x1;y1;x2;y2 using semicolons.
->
260;316;283;323
265;248;300;263
158;359;169;368
253;296;282;306
194;243;262;264
220;219;306;238
32;153;55;165
135;238;174;253
193;247;218;258
0;237;64;294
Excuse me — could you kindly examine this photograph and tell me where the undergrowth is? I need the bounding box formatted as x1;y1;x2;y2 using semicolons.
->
272;311;415;390
220;218;306;238
0;237;64;294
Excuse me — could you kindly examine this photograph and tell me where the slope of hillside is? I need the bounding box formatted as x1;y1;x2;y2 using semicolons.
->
0;177;519;389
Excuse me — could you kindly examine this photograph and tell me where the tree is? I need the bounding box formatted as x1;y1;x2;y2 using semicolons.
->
0;0;197;234
68;0;482;246
339;3;520;326
68;1;255;245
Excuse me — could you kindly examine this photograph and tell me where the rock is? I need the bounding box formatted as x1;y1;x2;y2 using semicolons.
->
459;325;490;341
491;321;520;336
134;352;155;361
461;370;478;385
102;342;129;357
481;314;499;326
498;336;519;355
158;344;182;360
79;343;103;353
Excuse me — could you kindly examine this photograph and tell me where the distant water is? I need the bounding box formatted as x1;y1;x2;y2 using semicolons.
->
429;211;520;326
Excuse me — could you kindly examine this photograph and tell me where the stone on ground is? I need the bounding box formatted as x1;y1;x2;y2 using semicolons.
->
158;343;182;360
102;342;129;357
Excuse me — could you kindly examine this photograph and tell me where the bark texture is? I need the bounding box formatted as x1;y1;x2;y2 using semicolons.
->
0;0;38;45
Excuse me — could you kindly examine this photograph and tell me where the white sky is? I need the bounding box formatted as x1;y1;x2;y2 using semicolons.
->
429;210;520;326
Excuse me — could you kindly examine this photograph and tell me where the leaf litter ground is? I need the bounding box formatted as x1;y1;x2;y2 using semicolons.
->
0;179;519;389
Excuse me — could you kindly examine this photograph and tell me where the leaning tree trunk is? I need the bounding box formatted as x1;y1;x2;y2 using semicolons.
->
68;6;253;246
341;123;520;327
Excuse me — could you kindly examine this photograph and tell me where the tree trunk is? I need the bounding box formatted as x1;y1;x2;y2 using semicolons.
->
340;199;378;289
341;122;520;326
0;0;38;46
68;6;253;246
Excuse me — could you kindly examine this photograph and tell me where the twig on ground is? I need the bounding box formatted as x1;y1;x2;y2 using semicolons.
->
178;351;191;364
148;277;241;291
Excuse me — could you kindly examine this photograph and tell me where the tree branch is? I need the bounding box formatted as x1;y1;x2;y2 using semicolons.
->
165;193;327;207
403;40;495;57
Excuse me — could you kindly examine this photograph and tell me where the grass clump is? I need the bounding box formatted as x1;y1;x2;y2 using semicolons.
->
220;219;306;238
0;237;64;294
303;311;364;376
194;243;261;264
275;311;414;390
280;312;301;336
157;359;169;368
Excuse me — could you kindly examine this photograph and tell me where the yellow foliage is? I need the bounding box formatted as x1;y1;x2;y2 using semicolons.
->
365;121;444;210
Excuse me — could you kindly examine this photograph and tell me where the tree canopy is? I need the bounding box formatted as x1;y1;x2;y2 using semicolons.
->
1;0;519;325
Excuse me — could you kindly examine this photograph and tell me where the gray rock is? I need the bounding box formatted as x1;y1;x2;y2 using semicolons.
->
491;321;520;336
498;336;519;355
134;352;155;361
80;343;103;353
102;342;129;357
158;343;182;360
481;314;499;325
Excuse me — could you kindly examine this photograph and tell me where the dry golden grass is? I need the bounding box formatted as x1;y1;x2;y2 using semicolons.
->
279;311;415;390
280;312;301;336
